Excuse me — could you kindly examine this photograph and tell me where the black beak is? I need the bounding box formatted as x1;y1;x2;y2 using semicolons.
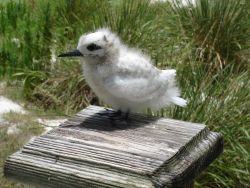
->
58;49;83;57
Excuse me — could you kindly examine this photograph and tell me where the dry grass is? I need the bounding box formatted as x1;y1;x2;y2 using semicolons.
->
0;112;43;188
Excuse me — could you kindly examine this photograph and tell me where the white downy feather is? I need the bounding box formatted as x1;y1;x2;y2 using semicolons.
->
74;28;187;112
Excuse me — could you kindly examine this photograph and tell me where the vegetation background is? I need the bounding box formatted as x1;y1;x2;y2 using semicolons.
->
0;0;249;187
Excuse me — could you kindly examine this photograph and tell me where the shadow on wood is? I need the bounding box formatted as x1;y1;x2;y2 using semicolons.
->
61;108;159;131
4;105;223;188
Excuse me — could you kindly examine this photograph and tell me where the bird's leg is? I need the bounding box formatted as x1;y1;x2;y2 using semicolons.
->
97;108;122;118
111;110;130;121
123;110;130;120
109;110;130;129
109;109;122;117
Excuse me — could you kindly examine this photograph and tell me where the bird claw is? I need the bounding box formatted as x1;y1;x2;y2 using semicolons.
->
97;109;130;123
97;109;122;118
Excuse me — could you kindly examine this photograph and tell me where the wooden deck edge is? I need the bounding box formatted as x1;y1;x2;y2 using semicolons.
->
3;105;223;188
2;167;59;188
4;151;154;188
151;128;223;188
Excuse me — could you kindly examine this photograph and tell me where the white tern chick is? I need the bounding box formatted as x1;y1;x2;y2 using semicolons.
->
59;28;187;118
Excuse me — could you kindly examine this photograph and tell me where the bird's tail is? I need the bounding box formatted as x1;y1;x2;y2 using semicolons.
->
161;69;187;107
171;97;187;107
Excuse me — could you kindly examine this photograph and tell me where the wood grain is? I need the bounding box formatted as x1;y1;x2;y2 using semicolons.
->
4;105;223;188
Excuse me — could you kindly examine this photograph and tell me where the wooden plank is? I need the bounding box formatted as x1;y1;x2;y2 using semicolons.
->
4;105;223;188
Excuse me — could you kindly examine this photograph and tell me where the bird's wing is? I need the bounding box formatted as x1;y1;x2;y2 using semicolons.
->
103;69;163;102
102;50;174;102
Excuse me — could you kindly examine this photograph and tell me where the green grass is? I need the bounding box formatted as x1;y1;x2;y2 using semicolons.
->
0;0;249;187
171;0;250;70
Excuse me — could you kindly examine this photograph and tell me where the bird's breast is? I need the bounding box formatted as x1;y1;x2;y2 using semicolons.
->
83;63;113;93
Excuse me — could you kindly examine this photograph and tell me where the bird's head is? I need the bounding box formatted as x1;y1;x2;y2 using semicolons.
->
58;28;120;60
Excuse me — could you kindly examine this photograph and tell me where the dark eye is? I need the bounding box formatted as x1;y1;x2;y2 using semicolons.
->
87;43;102;51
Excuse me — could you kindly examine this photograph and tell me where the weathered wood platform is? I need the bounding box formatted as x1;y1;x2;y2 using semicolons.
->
4;105;223;188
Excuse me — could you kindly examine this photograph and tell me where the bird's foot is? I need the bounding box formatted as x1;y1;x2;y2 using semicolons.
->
110;110;129;121
97;109;130;125
97;108;122;118
110;111;130;129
